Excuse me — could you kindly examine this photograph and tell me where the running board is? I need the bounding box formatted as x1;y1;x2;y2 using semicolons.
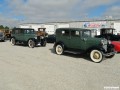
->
64;50;83;54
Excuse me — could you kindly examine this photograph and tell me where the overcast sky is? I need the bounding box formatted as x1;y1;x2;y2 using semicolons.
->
0;0;120;27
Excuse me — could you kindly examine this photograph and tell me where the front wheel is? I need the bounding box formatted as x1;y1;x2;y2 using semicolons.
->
90;50;103;63
28;39;35;48
55;44;64;55
41;40;46;46
11;38;16;45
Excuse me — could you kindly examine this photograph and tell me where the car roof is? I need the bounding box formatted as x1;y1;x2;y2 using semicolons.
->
101;28;115;30
56;28;91;31
13;28;34;30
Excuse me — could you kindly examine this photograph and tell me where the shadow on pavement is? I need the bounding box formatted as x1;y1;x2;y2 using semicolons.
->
49;48;92;62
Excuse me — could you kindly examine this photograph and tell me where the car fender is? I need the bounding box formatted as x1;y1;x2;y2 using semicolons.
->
54;41;65;49
27;38;35;42
87;46;106;53
111;41;120;52
10;36;16;41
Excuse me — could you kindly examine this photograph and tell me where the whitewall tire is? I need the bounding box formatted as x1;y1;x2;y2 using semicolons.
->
28;40;35;48
55;44;64;55
11;38;16;45
90;50;103;63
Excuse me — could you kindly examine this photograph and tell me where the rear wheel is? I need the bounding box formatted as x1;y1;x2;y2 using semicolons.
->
11;38;16;45
28;39;35;48
90;50;103;63
55;44;64;55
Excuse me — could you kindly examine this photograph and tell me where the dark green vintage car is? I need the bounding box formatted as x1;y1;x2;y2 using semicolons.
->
10;28;47;48
54;28;115;63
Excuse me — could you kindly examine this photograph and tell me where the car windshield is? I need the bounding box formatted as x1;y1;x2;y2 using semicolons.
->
91;29;97;37
82;30;91;37
25;29;35;34
105;29;113;34
101;29;114;34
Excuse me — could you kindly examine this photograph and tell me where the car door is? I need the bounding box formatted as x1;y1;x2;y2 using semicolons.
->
18;29;25;41
24;29;34;41
14;29;21;40
60;29;71;48
82;30;98;49
69;30;87;50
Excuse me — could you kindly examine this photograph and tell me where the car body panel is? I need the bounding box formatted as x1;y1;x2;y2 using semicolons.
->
55;28;115;55
11;28;47;47
111;41;120;52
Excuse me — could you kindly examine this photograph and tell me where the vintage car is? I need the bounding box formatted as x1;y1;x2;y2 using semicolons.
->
10;28;47;48
54;28;115;63
111;41;120;53
95;28;120;41
0;31;5;42
4;29;11;38
46;34;56;43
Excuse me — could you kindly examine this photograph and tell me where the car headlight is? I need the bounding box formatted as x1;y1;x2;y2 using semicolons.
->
108;40;111;44
41;36;44;39
34;36;37;39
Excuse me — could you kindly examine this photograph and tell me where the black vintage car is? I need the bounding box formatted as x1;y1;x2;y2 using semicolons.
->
95;28;120;41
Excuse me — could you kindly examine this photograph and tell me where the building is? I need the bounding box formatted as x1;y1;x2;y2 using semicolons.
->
19;19;120;35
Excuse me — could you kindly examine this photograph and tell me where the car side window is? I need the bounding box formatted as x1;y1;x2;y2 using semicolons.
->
71;30;80;37
82;31;91;37
27;30;30;34
19;29;24;34
31;30;34;34
15;30;19;34
62;30;70;36
12;30;15;34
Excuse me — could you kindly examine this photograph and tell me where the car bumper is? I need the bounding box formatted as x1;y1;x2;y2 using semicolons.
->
103;51;116;57
0;37;4;40
34;38;46;45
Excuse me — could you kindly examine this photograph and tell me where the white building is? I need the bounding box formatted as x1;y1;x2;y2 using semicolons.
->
113;22;120;35
19;23;69;35
19;19;120;35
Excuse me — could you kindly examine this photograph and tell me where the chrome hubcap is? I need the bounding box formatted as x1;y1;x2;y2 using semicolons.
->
93;52;100;59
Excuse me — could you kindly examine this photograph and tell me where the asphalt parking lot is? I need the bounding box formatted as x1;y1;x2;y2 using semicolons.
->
0;41;120;90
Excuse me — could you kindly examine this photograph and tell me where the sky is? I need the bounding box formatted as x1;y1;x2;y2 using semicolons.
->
0;0;120;27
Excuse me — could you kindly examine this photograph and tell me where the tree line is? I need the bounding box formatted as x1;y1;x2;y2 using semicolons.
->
0;25;10;30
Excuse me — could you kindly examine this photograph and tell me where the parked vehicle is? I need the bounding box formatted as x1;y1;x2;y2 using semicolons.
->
54;28;115;63
10;28;47;48
4;29;11;38
95;28;120;41
111;41;120;53
0;31;5;42
36;28;48;46
46;34;56;43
